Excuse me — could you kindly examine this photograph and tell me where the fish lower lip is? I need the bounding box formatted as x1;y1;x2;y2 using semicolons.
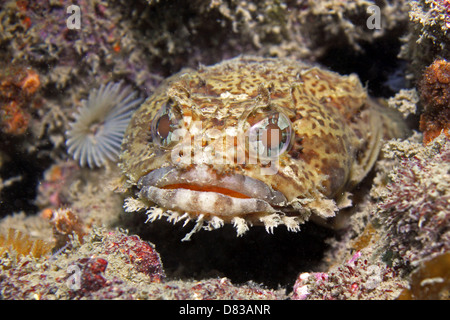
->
139;185;276;216
137;165;287;206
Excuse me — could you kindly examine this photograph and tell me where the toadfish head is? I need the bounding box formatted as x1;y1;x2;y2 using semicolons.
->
119;56;393;239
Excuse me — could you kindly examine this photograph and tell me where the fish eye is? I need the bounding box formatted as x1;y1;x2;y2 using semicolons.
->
246;107;292;159
156;114;170;139
151;101;182;147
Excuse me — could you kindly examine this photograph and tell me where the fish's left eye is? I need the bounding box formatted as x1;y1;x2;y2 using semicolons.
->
151;101;182;147
246;109;292;159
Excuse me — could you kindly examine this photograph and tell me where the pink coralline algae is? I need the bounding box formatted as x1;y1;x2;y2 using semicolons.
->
67;257;109;297
378;135;450;265
65;256;137;300
292;251;405;300
0;229;164;299
161;277;283;300
104;232;165;282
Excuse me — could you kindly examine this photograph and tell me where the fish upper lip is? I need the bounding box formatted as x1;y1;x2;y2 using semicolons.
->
137;165;287;206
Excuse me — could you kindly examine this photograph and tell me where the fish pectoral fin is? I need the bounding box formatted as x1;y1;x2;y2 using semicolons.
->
349;100;411;188
348;107;384;187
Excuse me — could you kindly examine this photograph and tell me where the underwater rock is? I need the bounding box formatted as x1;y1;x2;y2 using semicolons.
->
0;227;285;299
102;231;165;283
378;133;449;266
418;59;450;144
292;251;406;300
294;0;408;53
397;252;450;300
0;0;159;92
400;0;450;80
0;65;40;135
387;88;419;118
1;0;448;301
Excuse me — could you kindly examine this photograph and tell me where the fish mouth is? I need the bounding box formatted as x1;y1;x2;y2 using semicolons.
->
137;165;287;217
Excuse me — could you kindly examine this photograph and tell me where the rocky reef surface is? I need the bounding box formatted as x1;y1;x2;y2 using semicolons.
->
0;0;448;300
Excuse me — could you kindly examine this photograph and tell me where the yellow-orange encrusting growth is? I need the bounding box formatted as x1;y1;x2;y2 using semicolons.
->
418;59;450;145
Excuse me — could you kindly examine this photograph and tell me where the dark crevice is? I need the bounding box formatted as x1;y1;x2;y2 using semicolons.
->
0;136;52;217
319;27;409;97
119;213;335;289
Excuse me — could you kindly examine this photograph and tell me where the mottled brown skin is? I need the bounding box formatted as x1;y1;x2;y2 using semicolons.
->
119;56;406;232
